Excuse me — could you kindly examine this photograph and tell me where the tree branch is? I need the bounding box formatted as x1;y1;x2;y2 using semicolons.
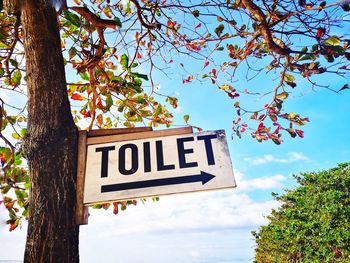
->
129;0;161;30
69;6;119;30
242;0;291;56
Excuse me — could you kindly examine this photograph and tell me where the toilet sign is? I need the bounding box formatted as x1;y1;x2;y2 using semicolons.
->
82;128;236;205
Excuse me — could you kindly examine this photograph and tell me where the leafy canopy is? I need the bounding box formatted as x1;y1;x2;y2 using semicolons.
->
253;163;350;262
0;0;349;230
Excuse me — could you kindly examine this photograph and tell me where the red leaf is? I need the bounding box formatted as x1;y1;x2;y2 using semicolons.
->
211;68;217;78
96;114;103;128
258;122;265;131
316;27;325;40
274;126;280;134
82;109;91;118
9;223;17;232
195;23;202;29
295;129;304;138
182;75;194;84
97;98;103;108
258;114;266;121
203;61;210;69
71;93;85;101
167;20;176;27
0;154;7;163
338;84;349;93
113;202;119;215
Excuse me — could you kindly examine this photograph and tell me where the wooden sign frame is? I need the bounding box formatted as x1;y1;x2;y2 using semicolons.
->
75;126;193;225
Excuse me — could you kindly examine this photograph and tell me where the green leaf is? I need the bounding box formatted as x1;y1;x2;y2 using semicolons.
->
192;10;200;17
1;185;11;194
105;94;113;108
275;92;289;100
133;85;143;93
230;19;237;26
133;72;149;80
11;70;22;86
63;10;81;27
15;189;26;200
298;54;316;61
114;17;122;28
155;105;163;116
136;96;146;104
324;54;334;62
79;72;89;81
301;46;308;53
1;119;8;131
183;114;189;123
323;36;341;46
7;116;17;124
0;41;7;49
214;24;224;37
12;133;21;140
284;73;295;82
120;54;129;68
9;59;18;67
68;47;77;59
22;209;29;218
24;181;30;190
327;45;345;55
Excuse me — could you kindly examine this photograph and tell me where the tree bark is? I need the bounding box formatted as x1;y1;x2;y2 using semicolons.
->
19;1;79;262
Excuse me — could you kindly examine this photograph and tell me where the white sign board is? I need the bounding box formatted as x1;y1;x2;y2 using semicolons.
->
83;130;236;204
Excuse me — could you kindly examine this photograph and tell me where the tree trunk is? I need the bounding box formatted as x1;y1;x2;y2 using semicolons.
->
19;1;79;262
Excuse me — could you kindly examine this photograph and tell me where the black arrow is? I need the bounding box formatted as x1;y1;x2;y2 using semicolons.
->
101;171;216;193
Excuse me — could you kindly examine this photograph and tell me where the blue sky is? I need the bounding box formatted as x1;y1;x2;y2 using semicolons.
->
1;65;348;262
1;2;350;262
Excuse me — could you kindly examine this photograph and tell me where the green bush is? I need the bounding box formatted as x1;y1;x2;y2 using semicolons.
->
253;163;350;263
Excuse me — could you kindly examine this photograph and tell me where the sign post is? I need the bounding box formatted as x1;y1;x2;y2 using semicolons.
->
76;127;236;225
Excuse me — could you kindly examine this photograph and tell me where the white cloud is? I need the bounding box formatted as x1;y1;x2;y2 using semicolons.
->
237;174;286;191
81;190;279;238
244;152;310;165
79;168;284;238
0;189;280;262
233;169;287;192
0;168;283;262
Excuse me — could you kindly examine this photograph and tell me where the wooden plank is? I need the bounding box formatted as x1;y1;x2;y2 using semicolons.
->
75;130;89;225
87;126;193;145
88;127;152;137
